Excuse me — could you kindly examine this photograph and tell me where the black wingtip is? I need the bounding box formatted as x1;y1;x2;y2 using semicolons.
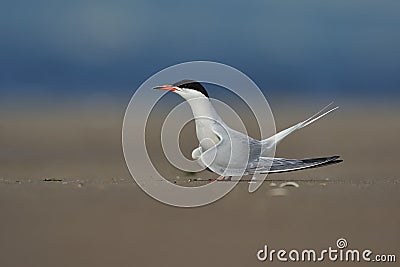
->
311;156;343;168
319;159;343;167
301;155;342;164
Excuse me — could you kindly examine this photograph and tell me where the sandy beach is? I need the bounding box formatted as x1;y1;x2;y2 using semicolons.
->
0;101;399;266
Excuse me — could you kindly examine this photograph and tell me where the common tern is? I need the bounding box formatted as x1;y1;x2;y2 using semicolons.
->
153;80;342;181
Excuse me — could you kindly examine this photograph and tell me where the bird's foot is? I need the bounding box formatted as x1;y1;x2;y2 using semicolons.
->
216;176;232;181
208;176;232;182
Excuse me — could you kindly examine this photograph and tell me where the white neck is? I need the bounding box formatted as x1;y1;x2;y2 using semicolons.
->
184;97;221;122
180;94;223;148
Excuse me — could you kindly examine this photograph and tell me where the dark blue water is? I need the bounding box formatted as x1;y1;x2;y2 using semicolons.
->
1;0;399;99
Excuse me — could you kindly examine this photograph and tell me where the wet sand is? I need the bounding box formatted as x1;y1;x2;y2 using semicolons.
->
0;101;399;266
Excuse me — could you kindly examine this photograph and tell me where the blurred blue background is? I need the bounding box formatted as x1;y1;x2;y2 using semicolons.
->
1;0;399;102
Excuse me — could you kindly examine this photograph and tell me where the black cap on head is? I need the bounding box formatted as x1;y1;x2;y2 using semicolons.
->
172;80;209;98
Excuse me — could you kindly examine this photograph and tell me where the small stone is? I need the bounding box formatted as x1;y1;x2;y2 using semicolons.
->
43;178;63;182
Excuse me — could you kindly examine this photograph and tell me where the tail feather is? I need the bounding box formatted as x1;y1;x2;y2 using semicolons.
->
261;103;338;153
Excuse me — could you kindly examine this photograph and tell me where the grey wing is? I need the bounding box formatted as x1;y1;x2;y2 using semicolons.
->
199;122;263;176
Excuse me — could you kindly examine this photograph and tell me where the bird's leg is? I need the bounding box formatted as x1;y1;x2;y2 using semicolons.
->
217;176;232;181
209;176;232;182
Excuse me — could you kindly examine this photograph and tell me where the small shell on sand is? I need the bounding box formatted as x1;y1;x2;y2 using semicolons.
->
279;181;300;188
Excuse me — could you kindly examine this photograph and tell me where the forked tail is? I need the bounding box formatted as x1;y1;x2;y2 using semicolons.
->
261;103;339;154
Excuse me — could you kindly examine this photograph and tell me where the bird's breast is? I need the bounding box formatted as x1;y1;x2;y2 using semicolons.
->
195;122;220;151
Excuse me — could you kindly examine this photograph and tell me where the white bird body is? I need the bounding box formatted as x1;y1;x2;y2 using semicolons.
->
154;80;342;179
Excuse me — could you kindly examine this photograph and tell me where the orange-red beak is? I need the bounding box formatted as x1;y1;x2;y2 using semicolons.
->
152;85;177;91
